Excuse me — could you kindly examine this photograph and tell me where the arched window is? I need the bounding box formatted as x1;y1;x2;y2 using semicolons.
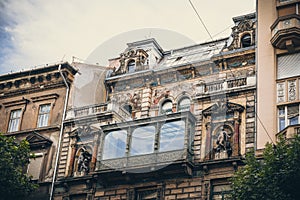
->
178;97;191;112
161;100;173;114
241;34;251;48
127;60;136;73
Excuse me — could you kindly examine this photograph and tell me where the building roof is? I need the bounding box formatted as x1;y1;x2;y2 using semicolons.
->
0;62;77;82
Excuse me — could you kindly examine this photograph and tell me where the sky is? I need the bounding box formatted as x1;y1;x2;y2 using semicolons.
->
0;0;255;74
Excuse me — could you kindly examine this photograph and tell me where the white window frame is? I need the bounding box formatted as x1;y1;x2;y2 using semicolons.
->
37;104;51;128
278;104;300;131
7;109;22;132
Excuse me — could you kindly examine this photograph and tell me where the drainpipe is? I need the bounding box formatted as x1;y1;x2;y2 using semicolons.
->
49;64;70;200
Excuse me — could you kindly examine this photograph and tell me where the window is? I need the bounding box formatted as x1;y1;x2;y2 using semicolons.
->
37;104;51;127
178;97;191;112
136;188;160;200
102;130;127;160
159;121;185;152
8;109;22;132
27;153;43;180
278;107;286;131
277;53;300;79
128;60;136;73
161;100;173;114
278;104;299;131
130;126;155;156
123;104;132;114
241;33;251;48
211;182;232;200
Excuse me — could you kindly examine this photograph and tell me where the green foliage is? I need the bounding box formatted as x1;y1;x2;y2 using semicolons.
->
0;133;38;200
229;135;300;200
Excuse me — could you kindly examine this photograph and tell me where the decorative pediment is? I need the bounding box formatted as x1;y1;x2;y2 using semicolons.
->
223;13;256;51
203;101;244;117
26;132;52;149
112;48;149;76
70;124;100;139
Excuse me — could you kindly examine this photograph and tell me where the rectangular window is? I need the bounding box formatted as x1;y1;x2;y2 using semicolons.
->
211;179;232;200
278;107;286;131
102;130;127;160
27;153;43;180
277;53;300;79
288;104;299;125
130;126;155;156
159;121;185;152
37;104;51;128
278;104;299;131
8;109;22;132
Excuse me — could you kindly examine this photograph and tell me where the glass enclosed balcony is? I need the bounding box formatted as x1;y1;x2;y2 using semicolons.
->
96;111;196;172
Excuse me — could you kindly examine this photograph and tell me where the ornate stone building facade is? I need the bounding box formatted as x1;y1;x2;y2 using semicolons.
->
0;63;77;199
52;13;256;200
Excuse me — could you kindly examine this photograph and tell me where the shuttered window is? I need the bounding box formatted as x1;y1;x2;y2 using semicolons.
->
277;53;300;79
27;154;43;180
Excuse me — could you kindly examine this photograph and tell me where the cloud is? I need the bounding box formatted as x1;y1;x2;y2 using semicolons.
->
0;0;255;74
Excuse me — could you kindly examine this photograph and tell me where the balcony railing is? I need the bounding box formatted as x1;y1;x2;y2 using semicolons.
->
271;14;300;51
195;76;255;97
276;124;300;139
66;103;132;121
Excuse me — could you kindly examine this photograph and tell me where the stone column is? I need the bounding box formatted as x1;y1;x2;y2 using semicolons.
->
67;144;77;176
141;87;152;118
204;123;211;160
90;134;100;171
234;111;240;156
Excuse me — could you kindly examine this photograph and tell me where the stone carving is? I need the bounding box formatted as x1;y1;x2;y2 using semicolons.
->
129;92;141;110
153;89;170;105
288;80;296;102
223;15;256;51
77;147;92;173
112;48;149;76
277;82;286;103
215;127;232;158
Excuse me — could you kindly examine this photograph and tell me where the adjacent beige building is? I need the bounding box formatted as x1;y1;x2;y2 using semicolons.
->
257;0;300;149
0;63;77;199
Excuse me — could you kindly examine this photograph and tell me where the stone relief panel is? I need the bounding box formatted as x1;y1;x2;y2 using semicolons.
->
288;79;297;102
277;82;286;103
110;90;142;110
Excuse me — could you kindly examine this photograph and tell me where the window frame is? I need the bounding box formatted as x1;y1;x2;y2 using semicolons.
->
102;130;128;160
177;97;191;112
27;152;44;181
241;33;252;48
278;104;300;131
37;104;51;128
101;119;191;160
7;109;22;132
130;125;156;156
127;60;136;73
160;99;173;115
